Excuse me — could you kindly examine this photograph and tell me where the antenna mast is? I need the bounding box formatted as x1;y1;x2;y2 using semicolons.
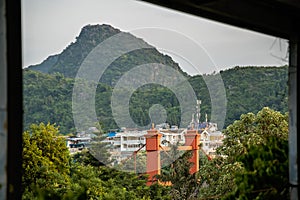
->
196;99;201;127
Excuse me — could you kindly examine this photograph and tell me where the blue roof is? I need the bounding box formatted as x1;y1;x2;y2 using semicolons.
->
108;132;117;137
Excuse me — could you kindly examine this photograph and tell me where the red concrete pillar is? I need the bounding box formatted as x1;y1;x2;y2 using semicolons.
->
184;129;200;174
145;126;162;185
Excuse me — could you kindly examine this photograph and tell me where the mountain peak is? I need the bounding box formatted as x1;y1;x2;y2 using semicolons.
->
76;24;121;42
28;23;184;83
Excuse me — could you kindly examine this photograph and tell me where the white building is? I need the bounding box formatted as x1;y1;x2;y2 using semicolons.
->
200;125;224;157
160;128;186;146
68;122;225;162
103;129;147;162
103;125;187;162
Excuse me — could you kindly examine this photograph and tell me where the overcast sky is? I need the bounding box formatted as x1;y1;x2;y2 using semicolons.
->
22;0;289;75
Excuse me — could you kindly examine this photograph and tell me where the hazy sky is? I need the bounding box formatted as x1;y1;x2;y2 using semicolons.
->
22;0;289;75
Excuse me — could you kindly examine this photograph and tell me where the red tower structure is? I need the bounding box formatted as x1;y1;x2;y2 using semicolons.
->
184;128;200;174
145;125;162;185
145;124;200;185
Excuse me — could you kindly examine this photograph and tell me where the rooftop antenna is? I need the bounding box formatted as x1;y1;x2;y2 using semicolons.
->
191;113;195;124
196;99;201;125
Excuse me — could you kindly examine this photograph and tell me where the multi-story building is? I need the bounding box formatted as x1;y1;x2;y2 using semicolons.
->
67;122;225;161
199;122;225;157
103;129;147;162
103;125;187;163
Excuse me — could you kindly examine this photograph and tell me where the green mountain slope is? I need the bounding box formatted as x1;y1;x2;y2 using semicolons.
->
23;24;288;133
189;66;288;127
23;65;288;134
28;54;59;73
28;24;186;86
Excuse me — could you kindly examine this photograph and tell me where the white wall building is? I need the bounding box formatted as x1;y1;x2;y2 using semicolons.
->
200;129;224;157
69;122;225;162
103;125;187;162
103;129;147;162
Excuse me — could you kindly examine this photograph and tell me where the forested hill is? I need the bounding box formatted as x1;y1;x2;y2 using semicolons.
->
24;23;288;133
27;24;186;86
23;66;288;134
189;66;288;127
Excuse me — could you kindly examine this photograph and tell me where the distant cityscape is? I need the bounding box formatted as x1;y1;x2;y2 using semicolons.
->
66;120;224;163
67;100;225;163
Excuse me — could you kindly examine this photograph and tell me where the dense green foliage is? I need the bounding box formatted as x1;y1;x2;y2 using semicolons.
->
226;136;289;199
24;24;288;133
22;123;71;199
198;107;289;199
23;24;290;199
22;109;289;199
189;66;288;126
24;65;288;134
157;146;199;200
220;66;288;126
22;123;170;200
23;71;74;133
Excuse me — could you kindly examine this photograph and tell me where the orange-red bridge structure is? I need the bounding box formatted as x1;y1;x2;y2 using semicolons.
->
144;126;200;185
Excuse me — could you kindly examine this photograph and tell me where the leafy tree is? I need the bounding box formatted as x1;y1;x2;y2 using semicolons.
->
149;183;172;200
157;144;199;200
72;149;103;167
225;136;289;199
88;135;114;166
117;150;147;174
22;123;171;199
22;122;71;199
198;107;289;199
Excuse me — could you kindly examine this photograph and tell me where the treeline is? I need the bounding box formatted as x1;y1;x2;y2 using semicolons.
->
23;65;288;134
23;107;289;199
22;123;170;199
24;24;288;133
191;65;288;127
